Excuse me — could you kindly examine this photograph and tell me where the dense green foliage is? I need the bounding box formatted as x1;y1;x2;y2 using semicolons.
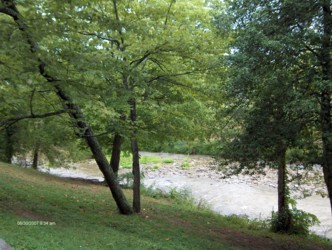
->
0;0;331;239
0;0;221;162
213;0;332;218
215;0;324;169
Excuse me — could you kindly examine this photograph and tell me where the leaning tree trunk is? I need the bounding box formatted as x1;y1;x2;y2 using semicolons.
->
0;1;133;215
276;146;291;232
51;78;133;215
110;133;122;177
320;0;332;215
130;98;141;213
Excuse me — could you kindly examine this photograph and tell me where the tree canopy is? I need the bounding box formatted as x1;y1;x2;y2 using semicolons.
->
1;0;331;223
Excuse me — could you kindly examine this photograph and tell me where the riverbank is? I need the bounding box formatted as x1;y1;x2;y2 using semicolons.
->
1;162;331;249
37;152;332;239
140;152;331;239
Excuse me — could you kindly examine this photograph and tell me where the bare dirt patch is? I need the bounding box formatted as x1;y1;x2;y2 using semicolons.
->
13;208;48;221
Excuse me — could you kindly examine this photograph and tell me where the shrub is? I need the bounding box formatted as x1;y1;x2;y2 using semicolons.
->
270;206;320;235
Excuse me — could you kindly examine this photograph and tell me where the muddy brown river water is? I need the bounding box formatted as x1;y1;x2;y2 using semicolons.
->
40;152;332;239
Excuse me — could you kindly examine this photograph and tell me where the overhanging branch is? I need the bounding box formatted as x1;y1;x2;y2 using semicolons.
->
0;109;66;129
0;6;19;19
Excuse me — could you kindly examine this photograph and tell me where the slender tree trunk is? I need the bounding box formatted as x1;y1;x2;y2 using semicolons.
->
276;146;291;232
32;144;39;169
130;98;140;213
0;1;133;215
320;1;332;215
131;138;140;213
110;133;122;177
112;0;140;212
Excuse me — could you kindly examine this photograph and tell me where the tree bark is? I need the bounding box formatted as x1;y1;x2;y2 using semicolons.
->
0;1;133;215
82;123;133;214
276;146;291;232
320;0;332;215
130;98;141;213
110;133;122;177
32;144;39;169
131;138;140;213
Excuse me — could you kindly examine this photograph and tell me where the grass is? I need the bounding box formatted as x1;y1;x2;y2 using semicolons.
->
0;162;331;250
181;161;191;169
117;153;174;169
162;159;175;164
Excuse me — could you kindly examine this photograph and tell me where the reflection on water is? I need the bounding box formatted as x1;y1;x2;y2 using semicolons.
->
40;153;332;239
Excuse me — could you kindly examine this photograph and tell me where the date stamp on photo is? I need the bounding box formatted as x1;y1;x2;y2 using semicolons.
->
17;221;56;226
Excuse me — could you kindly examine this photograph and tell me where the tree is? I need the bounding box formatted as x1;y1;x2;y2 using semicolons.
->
213;0;329;232
0;0;220;215
217;0;332;216
0;0;133;215
76;0;221;212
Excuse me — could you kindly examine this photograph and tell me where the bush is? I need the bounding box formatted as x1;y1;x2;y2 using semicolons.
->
270;207;320;235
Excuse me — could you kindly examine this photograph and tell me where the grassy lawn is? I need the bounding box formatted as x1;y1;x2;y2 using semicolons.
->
0;162;331;250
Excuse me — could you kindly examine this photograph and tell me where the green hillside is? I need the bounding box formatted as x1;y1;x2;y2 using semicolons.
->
0;163;330;250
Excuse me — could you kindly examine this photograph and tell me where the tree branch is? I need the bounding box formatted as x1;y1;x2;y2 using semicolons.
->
164;0;175;26
0;6;19;20
112;0;125;49
147;69;204;84
130;50;152;67
29;88;36;116
0;110;66;129
78;31;121;49
303;43;320;59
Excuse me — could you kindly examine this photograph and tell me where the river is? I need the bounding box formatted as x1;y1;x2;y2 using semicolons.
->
40;152;332;239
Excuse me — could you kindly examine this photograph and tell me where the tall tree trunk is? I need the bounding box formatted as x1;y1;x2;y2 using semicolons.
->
32;144;39;169
131;138;140;213
130;98;140;213
276;146;291;232
0;1;133;215
110;133;122;177
112;0;140;212
320;0;332;215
